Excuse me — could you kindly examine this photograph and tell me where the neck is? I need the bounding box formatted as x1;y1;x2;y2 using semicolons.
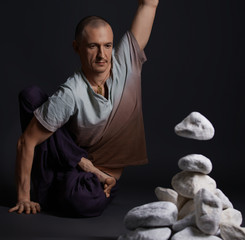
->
83;66;111;87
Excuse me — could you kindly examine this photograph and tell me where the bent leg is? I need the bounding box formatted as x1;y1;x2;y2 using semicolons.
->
19;85;48;132
55;169;118;217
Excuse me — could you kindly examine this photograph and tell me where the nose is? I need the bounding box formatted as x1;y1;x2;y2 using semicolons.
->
97;46;105;59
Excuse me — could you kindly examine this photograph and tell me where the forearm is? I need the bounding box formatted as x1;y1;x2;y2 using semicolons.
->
139;0;159;8
15;136;35;201
78;157;112;182
131;0;159;50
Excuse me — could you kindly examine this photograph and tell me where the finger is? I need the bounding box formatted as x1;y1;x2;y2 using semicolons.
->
105;190;110;198
36;203;41;213
26;208;31;214
9;206;19;213
18;204;24;214
25;205;31;214
31;205;37;214
104;187;111;198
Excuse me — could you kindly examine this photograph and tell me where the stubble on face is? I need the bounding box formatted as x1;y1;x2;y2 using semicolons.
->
77;24;114;78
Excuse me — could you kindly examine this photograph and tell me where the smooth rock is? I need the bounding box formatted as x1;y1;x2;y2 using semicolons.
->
178;200;195;219
220;223;245;240
155;187;178;205
174;112;215;140
177;194;189;210
214;189;233;209
220;208;243;226
195;189;222;235
171;171;216;198
178;154;212;174
118;227;172;240
124;201;178;230
171;226;222;240
172;212;196;232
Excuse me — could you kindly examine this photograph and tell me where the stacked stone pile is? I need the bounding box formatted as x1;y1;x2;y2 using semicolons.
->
118;112;245;240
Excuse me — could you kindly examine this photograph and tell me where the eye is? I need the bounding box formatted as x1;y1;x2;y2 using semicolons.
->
88;44;96;49
105;44;112;49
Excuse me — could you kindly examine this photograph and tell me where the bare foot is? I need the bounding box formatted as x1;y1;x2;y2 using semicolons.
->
104;177;116;198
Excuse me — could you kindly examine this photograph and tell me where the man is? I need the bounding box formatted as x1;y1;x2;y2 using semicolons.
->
9;0;159;217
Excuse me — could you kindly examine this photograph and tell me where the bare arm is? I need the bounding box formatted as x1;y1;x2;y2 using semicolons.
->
78;157;116;198
9;116;53;214
131;0;159;50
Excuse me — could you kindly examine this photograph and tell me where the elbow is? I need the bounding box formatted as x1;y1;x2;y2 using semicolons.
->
17;134;35;153
17;135;25;152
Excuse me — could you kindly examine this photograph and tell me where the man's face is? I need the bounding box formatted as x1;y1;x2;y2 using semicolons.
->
74;24;113;76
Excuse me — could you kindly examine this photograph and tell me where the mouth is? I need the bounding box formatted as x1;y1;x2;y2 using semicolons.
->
95;61;107;66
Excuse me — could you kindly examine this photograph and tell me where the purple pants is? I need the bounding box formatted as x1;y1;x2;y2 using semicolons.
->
18;86;117;217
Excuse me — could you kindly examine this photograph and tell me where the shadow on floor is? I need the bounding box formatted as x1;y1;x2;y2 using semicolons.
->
0;185;16;208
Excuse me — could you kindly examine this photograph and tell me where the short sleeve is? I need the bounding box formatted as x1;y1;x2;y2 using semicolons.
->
113;31;147;75
127;31;147;65
34;85;76;132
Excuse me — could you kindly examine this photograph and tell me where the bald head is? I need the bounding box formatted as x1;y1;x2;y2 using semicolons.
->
75;16;112;41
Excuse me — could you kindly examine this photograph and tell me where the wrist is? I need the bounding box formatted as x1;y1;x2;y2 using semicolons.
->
17;184;30;202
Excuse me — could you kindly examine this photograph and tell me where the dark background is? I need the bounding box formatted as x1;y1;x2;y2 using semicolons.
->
0;0;245;238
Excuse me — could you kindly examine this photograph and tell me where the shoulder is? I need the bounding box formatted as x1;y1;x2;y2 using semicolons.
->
61;71;87;97
62;71;84;90
113;31;147;66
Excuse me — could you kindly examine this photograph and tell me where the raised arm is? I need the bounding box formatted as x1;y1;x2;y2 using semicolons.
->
131;0;159;50
9;117;53;214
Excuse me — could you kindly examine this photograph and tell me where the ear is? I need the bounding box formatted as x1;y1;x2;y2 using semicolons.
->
72;40;79;53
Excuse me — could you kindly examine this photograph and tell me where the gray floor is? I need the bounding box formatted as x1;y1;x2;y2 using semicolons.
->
0;182;157;240
1;177;245;240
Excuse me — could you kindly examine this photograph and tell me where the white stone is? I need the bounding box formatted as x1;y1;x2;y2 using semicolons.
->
178;200;195;219
174;112;215;140
178;154;212;174
195;189;222;235
214;189;233;209
124;201;178;230
220;223;245;240
171;226;222;240
155;187;178;205
172;212;196;232
220;208;243;226
171;171;216;198
118;227;172;240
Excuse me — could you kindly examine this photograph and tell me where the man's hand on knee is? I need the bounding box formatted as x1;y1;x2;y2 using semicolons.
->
78;157;116;197
104;177;116;198
9;200;41;214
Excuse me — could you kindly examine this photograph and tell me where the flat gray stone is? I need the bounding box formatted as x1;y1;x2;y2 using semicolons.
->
171;226;222;240
174;112;215;140
155;187;178;205
178;200;195;219
171;171;216;198
178;154;212;174
118;227;172;240
195;189;222;235
214;189;233;209
220;208;243;226
172;212;196;232
220;223;245;240
124;201;178;230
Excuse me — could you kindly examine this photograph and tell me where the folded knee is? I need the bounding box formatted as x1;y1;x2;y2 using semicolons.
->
19;85;48;107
